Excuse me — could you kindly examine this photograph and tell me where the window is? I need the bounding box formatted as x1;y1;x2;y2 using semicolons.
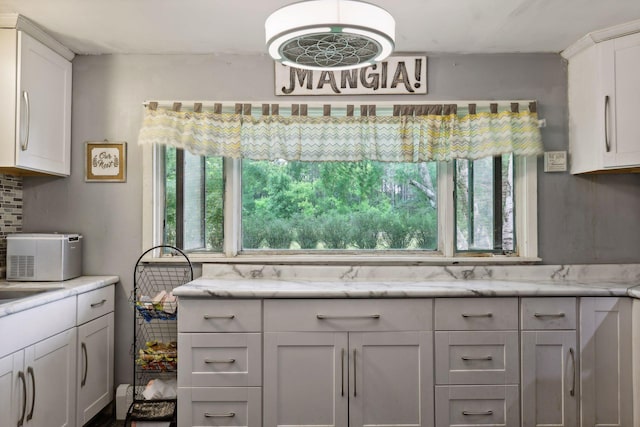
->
158;151;536;261
455;154;515;254
241;160;437;251
142;101;540;262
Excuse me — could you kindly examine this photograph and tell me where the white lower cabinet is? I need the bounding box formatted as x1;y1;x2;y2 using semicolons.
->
76;312;114;425
434;298;519;427
521;331;577;427
580;297;633;427
0;328;77;427
521;297;578;427
264;331;433;427
177;299;263;427
176;295;638;427
261;299;434;427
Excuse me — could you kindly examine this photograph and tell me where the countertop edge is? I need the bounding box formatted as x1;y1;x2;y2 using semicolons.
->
172;278;640;299
0;275;120;317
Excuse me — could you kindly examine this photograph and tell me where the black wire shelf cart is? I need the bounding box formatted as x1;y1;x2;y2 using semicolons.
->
126;245;193;427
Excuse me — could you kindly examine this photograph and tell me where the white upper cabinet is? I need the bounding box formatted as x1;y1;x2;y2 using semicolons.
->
0;26;72;176
566;26;640;174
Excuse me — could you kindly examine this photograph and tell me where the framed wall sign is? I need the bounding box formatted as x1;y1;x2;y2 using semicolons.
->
275;55;428;96
85;141;127;182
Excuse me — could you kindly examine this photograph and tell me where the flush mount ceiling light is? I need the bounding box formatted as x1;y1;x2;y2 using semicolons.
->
265;0;395;71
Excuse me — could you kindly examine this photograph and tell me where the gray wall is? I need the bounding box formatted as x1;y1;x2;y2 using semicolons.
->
21;53;640;386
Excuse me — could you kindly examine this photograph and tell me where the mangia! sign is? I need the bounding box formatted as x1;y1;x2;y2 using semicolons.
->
275;55;427;96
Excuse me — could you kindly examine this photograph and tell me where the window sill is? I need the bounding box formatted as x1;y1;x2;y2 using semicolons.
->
161;253;542;266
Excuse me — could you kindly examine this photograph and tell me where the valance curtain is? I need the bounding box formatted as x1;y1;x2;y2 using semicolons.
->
137;102;543;162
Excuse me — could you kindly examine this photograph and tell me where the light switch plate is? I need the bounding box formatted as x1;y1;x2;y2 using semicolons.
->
544;151;567;172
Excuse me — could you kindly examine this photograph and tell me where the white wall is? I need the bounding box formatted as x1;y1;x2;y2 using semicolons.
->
21;52;640;386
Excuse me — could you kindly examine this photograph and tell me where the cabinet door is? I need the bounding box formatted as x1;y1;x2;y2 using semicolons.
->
521;330;577;427
601;32;640;168
16;31;71;175
580;297;632;427
264;332;348;427
25;328;76;427
77;312;114;425
349;332;434;427
0;350;24;427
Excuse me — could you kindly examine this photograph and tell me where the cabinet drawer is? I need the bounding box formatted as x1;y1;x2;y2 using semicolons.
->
264;299;432;332
177;387;261;427
178;299;261;332
77;285;115;325
178;333;261;387
521;297;576;330
434;298;518;330
435;385;519;427
435;331;519;385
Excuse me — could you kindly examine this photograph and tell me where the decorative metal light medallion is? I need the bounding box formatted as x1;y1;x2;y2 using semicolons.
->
279;30;381;69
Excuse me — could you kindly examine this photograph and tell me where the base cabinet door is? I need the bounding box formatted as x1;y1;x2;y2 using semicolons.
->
76;312;114;425
0;350;24;427
264;332;349;427
349;332;433;427
521;330;577;427
580;297;633;427
26;328;77;427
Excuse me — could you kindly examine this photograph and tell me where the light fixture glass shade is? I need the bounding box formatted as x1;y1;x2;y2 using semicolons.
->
265;0;395;70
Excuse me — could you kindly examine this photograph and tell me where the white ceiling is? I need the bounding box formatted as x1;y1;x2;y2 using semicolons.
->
1;0;640;56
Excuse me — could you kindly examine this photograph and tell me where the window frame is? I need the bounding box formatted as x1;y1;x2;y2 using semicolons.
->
142;144;539;264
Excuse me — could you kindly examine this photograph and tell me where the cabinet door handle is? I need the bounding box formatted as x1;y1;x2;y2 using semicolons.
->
26;367;35;422
90;299;107;308
462;410;493;416
461;313;493;318
569;347;576;397
534;312;565;318
81;342;89;387
317;314;380;319
17;371;26;427
461;355;493;361
204;412;235;418
203;314;235;319
341;348;345;397
21;90;30;151
204;358;235;364
604;95;611;152
353;348;357;397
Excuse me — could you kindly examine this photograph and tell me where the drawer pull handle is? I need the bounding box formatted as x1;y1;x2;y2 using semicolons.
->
204;358;236;364
461;355;493;361
81;342;89;387
463;410;493;416
203;314;235;319
204;412;235;418
534;312;565;318
461;313;493;318
18;371;26;427
90;299;107;308
317;314;381;319
26;367;35;422
341;348;345;397
569;347;576;397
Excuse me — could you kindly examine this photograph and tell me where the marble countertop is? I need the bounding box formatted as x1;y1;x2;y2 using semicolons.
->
0;275;119;317
173;278;640;299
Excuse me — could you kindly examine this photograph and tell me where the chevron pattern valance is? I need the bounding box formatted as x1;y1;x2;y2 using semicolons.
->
137;102;543;162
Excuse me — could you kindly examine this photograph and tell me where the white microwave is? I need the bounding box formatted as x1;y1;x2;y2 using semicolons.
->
6;233;83;281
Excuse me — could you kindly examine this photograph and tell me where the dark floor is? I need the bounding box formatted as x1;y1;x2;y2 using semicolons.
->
84;403;124;427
